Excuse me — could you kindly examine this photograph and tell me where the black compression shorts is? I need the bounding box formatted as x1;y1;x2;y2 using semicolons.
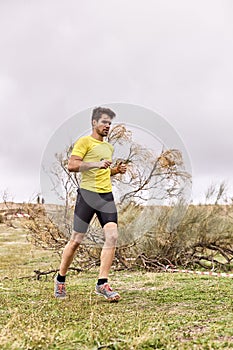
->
73;188;118;233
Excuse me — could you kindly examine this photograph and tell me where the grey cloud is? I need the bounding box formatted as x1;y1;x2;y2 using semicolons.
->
0;0;233;201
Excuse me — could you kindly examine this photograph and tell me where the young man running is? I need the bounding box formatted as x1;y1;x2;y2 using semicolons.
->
54;107;127;301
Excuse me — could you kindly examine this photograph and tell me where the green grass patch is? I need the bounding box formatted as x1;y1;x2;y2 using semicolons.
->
1;224;233;349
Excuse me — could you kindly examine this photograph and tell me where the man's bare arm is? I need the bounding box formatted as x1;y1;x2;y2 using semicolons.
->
68;155;112;172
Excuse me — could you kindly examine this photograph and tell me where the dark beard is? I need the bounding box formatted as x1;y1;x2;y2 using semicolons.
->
96;128;109;137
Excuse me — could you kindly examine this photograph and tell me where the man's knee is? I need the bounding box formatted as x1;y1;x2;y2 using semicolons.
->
66;240;79;252
69;231;85;248
104;222;118;242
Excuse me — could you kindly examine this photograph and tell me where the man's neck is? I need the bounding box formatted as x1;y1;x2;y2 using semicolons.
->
91;130;104;141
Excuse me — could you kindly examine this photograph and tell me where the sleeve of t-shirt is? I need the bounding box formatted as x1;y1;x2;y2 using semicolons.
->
71;137;89;159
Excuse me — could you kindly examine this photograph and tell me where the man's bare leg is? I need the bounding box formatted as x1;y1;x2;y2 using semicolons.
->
95;222;120;301
59;231;84;276
99;222;118;278
55;232;84;298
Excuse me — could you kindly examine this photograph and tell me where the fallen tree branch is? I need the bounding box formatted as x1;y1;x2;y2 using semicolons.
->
18;267;82;280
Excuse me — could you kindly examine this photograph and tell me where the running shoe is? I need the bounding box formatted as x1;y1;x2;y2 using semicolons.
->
54;277;66;298
95;283;120;301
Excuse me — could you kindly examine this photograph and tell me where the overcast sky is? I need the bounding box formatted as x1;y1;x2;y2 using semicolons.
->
0;0;233;204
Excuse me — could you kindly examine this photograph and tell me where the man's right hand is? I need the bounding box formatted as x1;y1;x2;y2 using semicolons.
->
99;159;112;169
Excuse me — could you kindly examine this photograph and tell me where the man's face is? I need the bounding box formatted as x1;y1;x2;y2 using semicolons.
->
93;114;112;137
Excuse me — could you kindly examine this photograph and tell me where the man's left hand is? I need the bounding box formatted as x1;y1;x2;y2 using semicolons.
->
117;162;127;174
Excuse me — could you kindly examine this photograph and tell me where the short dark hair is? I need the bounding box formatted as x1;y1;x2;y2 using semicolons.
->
91;107;116;123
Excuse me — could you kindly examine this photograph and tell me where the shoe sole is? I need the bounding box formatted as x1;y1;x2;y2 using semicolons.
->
95;291;120;302
54;295;67;299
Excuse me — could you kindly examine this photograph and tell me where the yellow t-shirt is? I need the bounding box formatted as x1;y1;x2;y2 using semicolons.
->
71;135;114;193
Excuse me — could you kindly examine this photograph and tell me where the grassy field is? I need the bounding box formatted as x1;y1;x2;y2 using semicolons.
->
0;223;233;350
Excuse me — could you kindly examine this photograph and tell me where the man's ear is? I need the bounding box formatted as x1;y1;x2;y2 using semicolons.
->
92;120;97;128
